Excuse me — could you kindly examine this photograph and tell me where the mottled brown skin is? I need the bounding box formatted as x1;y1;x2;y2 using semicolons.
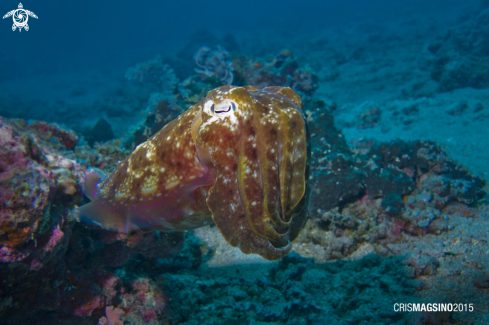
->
74;86;310;260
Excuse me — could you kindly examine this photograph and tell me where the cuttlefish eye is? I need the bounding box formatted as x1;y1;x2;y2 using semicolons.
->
204;99;237;116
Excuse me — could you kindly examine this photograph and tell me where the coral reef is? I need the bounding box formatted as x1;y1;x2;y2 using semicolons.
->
0;118;82;265
74;139;130;172
0;118;184;323
4;3;489;323
168;29;240;81
174;48;319;104
1;34;489;322
123;57;181;149
119;278;166;324
1;102;488;323
121;95;184;149
116;48;318;153
0;117;85;319
233;49;319;96
305;103;486;217
125;56;179;93
177;74;219;104
194;45;234;85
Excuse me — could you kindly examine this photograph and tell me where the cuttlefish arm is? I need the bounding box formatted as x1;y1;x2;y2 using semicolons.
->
194;86;311;260
74;85;310;261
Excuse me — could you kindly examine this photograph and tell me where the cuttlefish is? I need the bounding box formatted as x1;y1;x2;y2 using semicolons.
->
74;85;311;260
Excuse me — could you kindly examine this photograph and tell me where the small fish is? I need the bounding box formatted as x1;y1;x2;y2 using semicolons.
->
73;85;311;260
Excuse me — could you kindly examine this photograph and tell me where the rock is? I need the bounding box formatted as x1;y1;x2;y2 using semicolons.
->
233;49;319;96
0;118;83;265
429;8;489;91
0;118;85;317
87;118;115;146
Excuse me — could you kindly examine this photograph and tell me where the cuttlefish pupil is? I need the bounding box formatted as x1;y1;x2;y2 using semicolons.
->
73;85;311;261
207;98;237;115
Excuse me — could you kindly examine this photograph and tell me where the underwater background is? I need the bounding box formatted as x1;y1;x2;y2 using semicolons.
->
1;0;489;324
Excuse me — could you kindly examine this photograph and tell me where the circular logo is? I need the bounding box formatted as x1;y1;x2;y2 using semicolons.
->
13;9;28;27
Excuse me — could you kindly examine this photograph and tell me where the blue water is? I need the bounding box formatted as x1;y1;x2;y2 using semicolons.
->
1;0;461;81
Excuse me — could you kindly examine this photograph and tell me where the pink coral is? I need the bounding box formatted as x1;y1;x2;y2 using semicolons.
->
120;278;166;323
43;227;64;252
98;273;120;300
98;306;124;325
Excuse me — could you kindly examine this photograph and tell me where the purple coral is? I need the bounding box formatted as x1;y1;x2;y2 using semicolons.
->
194;45;234;85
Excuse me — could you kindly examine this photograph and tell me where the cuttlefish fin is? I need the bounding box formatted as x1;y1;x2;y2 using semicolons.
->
77;169;137;232
73;201;135;233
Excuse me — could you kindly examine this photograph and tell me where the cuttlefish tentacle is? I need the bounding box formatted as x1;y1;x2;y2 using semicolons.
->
195;86;310;260
73;85;310;261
